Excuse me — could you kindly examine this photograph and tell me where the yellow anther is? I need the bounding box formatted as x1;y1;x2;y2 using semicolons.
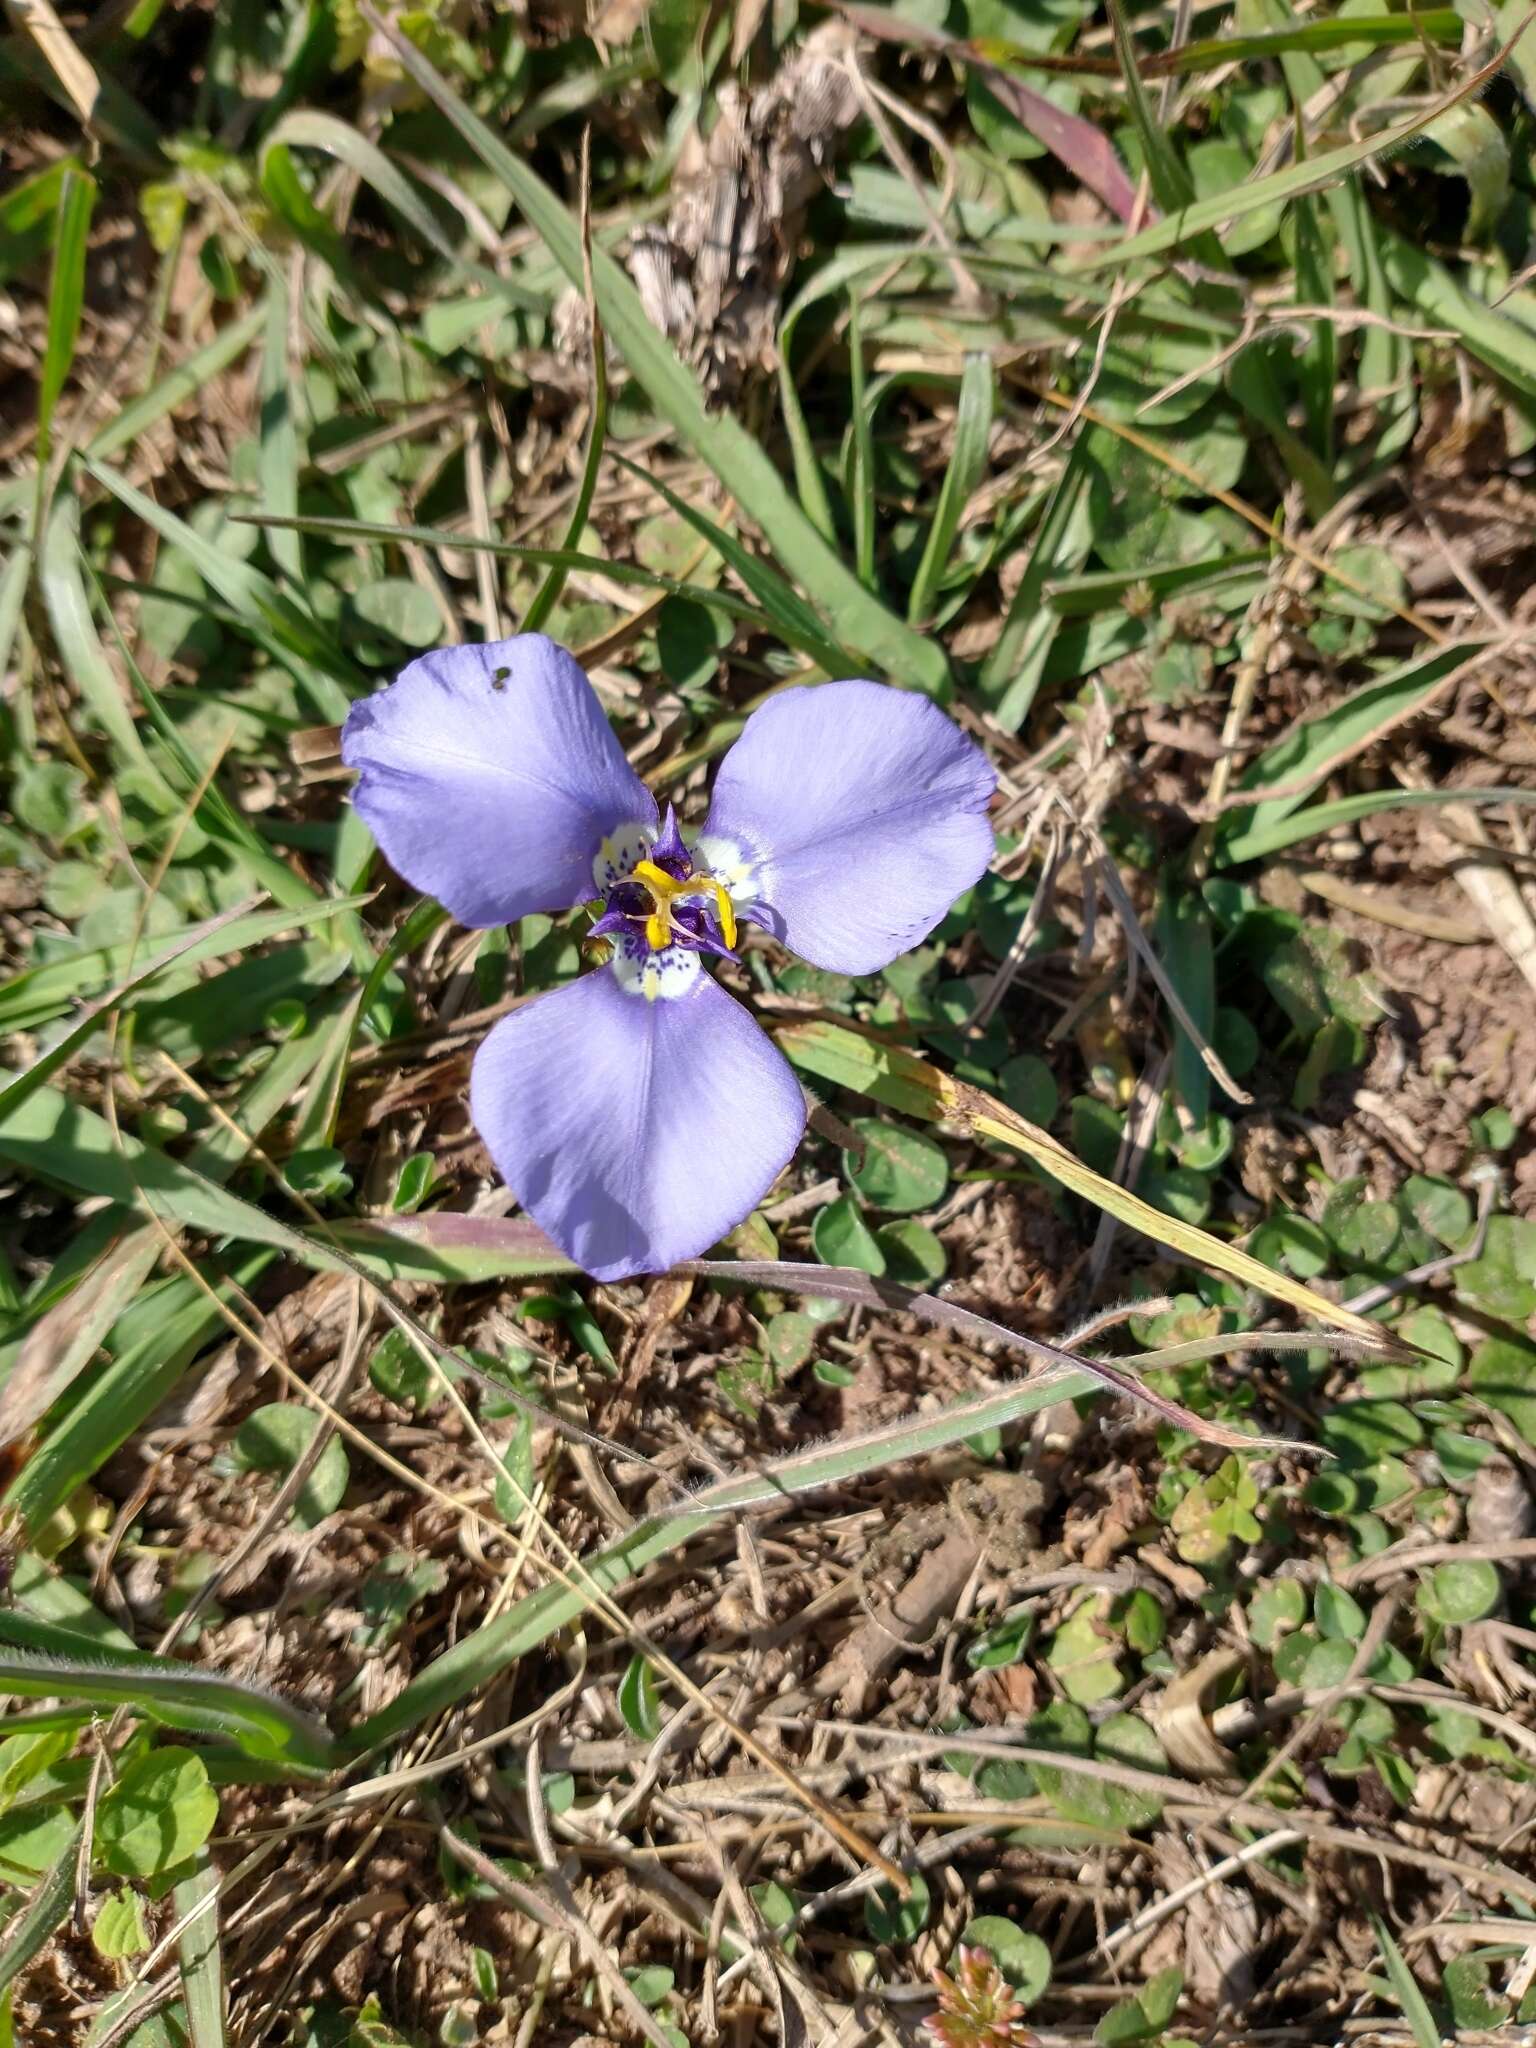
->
630;858;736;952
707;877;737;950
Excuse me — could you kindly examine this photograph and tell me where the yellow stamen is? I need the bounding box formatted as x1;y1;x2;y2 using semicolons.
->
630;858;737;952
711;880;737;951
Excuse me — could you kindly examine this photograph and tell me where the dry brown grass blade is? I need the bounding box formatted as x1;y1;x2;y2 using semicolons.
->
776;1017;1400;1350
4;0;99;125
0;1226;160;1453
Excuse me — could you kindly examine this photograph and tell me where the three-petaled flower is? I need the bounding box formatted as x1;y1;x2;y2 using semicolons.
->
342;635;996;1280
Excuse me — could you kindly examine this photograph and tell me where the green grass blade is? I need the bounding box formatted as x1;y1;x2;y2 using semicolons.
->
90;305;267;468
0;310;269;530
0;893;370;1117
0;1082;320;1257
96;593;353;923
259;287;303;586
522;265;608;635
1370;1914;1442;2048
1156;884;1215;1126
1293;188;1335;463
364;9;950;696
181;1003;348;1182
1221;643;1484;847
0;1225;161;1457
978;432;1098;728
1218;785;1536;865
0;1078;560;1292
1108;0;1195;212
348;1354;1099;1751
848;287;876;588
0;1614;338;1769
0;156;84;285
258;140;359;283
0;1820;83;2001
908;352;993;624
1072;24;1527;274
39;493;160;777
0;547;31;694
973;9;1462;76
36;164;94;464
4;1252;272;1534
176;1849;228;2048
1380;231;1536;400
611;454;857;674
330;1216;573;1284
260;109;546;314
81;451;355;719
242;513;791;638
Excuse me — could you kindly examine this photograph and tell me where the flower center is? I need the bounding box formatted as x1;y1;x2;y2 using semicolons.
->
588;806;738;966
628;858;737;953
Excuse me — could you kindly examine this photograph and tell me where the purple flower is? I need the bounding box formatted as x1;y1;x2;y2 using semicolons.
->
342;634;996;1280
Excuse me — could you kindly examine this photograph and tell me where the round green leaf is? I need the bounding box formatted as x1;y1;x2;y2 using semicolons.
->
1213;1005;1259;1079
1456;1215;1536;1321
1468;1334;1536;1443
624;1965;675;2009
750;1879;801;1956
975;1757;1035;1800
1319;1401;1423;1463
962;1916;1051;1999
14;760;86;840
876;1218;947;1287
1303;1469;1358;1516
1189;139;1283;252
1140;1165;1211;1226
93;1887;152;1959
864;1869;929;1946
1247;1214;1330;1279
1314;1580;1367;1642
1431;1427;1494;1485
233;1403;350;1527
351;577;442;648
1324;1186;1400;1267
0;1805;76;1881
1034;1712;1166;1832
766;1312;816;1374
656;596;727;691
1047;1593;1124;1704
812;1194;887;1275
843;1118;949;1213
369;1329;434;1410
1248;1577;1308;1648
1398;1174;1473;1248
1355;1456;1415;1509
1174;1113;1233;1172
1422;1559;1501;1625
618;1654;664;1741
1394;1305;1464;1368
966;1609;1035;1669
97;1750;218;1880
925;979;1009;1069
998;1053;1058;1126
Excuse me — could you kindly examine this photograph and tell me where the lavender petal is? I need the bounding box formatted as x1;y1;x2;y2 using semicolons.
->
342;634;657;928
